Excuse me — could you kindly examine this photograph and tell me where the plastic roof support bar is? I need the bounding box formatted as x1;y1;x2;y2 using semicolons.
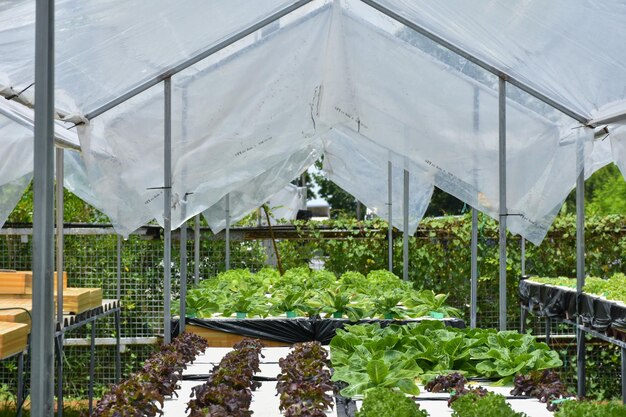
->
359;0;589;126
83;0;314;121
32;0;55;414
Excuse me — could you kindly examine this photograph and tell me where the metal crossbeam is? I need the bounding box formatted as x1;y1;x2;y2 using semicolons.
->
84;0;314;120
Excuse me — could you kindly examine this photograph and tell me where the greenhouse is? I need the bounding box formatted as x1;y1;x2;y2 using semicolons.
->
0;0;626;415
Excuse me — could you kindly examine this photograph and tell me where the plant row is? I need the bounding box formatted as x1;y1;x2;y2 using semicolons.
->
329;321;562;397
358;374;626;417
276;341;333;417
179;267;460;320
186;337;264;417
529;273;626;304
92;332;208;417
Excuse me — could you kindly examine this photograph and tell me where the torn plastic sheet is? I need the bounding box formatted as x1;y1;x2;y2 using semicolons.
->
610;122;626;181
203;144;320;233
322;126;434;234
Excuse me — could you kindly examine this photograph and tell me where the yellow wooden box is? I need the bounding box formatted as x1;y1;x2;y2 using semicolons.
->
61;288;95;314
0;300;31;330
0;271;67;295
0;322;29;360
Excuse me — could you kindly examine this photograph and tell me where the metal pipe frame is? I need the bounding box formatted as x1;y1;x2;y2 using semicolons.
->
16;352;24;417
622;348;626;404
84;0;315;121
32;0;56;414
470;208;478;329
521;238;526;276
498;77;508;331
194;215;200;285
0;104;80;151
115;235;122;382
180;217;188;333
359;0;589;126
88;322;96;416
402;169;409;281
55;147;64;417
163;78;172;344
576;143;586;398
387;161;393;272
225;193;231;271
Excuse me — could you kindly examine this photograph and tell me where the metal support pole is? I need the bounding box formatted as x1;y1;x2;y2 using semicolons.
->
521;238;526;276
32;0;55;414
622;348;626;404
387;161;393;272
17;352;24;417
225;194;231;271
498;77;508;331
545;317;551;345
55;147;64;417
88;322;96;416
163;78;172;344
402;169;409;281
470;208;478;328
520;306;528;334
194;215;200;285
180;218;188;333
576;141;586;398
115;235;122;382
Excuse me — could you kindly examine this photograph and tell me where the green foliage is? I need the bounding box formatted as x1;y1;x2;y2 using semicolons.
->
355;388;429;417
329;322;562;396
177;267;458;320
278;214;626;329
450;392;527;417
528;273;626;304
554;401;626;417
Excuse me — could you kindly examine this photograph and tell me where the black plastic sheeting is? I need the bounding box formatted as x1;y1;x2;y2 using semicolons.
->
173;317;465;345
519;279;626;332
519;279;577;320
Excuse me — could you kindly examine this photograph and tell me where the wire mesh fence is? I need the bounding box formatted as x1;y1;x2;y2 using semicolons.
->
0;221;622;400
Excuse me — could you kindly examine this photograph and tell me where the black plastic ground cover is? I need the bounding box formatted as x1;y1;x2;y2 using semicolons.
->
177;317;465;345
519;279;626;333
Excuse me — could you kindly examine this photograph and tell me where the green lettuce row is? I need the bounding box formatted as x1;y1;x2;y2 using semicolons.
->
330;322;562;397
528;273;626;304
176;267;461;319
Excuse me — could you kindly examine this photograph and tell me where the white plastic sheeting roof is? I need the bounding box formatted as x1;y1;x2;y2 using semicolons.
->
0;0;624;243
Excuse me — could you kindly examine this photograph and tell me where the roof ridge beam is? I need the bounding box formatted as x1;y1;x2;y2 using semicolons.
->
84;0;314;121
360;0;590;126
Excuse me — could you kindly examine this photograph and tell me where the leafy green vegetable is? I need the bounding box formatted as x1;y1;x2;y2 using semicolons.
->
330;322;563;395
355;388;429;417
451;392;527;417
554;401;626;417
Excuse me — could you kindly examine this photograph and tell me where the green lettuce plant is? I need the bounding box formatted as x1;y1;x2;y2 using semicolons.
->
356;388;429;417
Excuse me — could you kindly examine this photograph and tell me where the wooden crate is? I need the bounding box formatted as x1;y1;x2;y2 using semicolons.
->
186;324;290;348
0;271;67;295
87;288;103;308
0;271;32;294
0;300;31;330
0;322;29;360
61;288;94;314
